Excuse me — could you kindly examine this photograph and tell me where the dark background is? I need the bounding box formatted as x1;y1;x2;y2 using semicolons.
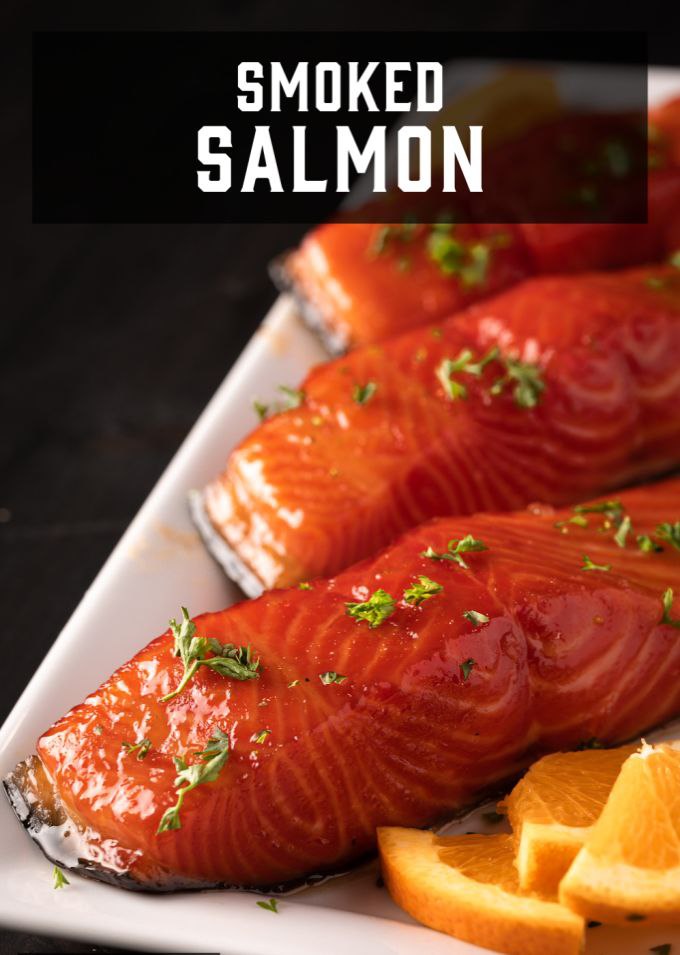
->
2;2;680;953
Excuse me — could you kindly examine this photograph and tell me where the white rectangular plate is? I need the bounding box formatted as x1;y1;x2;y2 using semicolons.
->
1;68;679;955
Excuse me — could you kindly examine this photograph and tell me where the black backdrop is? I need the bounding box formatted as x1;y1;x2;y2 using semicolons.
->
2;1;680;952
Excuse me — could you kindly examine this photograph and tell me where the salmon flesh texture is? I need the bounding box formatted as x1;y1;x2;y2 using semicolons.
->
205;266;680;592
5;479;680;890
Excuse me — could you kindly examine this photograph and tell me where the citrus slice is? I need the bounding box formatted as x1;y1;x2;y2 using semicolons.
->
559;741;680;924
503;745;636;895
377;827;584;955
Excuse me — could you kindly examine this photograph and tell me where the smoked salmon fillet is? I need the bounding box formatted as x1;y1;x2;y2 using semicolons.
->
5;480;680;890
201;265;680;593
278;112;680;350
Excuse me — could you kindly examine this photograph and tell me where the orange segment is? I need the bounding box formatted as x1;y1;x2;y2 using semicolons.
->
559;741;680;924
503;745;636;895
377;827;584;955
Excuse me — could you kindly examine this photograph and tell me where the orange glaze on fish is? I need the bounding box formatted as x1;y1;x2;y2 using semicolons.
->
283;111;680;349
205;266;680;590
26;480;680;888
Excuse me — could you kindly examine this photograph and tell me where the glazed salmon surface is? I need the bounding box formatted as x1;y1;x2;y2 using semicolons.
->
284;173;680;350
206;266;680;590
33;480;680;888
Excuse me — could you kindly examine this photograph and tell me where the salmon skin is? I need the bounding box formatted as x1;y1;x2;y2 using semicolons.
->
277;113;680;350
5;480;680;890
202;266;680;593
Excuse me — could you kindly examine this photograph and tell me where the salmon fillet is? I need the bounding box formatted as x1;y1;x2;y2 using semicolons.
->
6;480;680;890
204;265;680;592
279;111;680;350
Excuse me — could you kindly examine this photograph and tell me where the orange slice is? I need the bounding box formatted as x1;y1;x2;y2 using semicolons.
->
377;827;584;955
503;745;636;895
559;741;680;924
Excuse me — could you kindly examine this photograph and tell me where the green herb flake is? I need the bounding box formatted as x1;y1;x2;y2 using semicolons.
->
257;898;279;913
403;576;443;607
661;588;680;629
657;521;680;552
288;679;300;688
298;582;312;590
555;514;589;531
251;729;271;745
581;555;612;572
422;534;488;569
278;385;305;410
460;658;476;681
614;514;632;548
157;728;230;834
463;610;490;626
669;249;680;269
253;400;269;422
345;589;396;628
574;500;624;527
160;608;260;703
319;671;348;685
53;865;70;889
122;737;152;760
459;243;490;289
491;356;545;409
436;354;471;401
352;381;377;405
637;535;664;554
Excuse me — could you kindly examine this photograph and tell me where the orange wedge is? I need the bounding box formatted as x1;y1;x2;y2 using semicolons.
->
377;827;584;955
503;745;636;895
559;741;680;924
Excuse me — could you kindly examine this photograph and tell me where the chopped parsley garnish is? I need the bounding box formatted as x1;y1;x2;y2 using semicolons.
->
490;355;545;409
436;352;473;400
253;400;269;422
252;386;305;421
122;737;152;760
463;610;490;626
657;521;680;552
614;515;632;548
460;658;476;681
288;679;300;688
574;500;624;526
582;555;611;572
422;534;488;569
426;228;491;288
160;607;260;703
638;534;663;553
661;588;680;629
403;576;443;606
352;381;377;405
436;346;500;401
669;249;680;269
646;276;666;290
299;581;312;590
278;385;305;410
345;589;396;628
157;728;230;833
319;671;348;685
555;514;589;531
251;729;271;745
256;898;279;913
53;865;69;889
